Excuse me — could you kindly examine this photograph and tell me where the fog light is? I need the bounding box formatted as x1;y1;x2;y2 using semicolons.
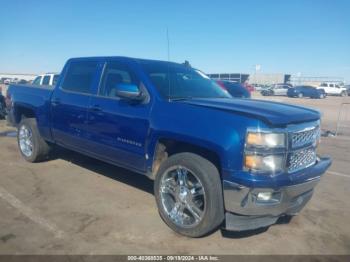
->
257;192;273;201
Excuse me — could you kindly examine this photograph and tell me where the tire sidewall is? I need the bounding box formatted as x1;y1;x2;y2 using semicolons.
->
154;153;224;237
17;119;40;162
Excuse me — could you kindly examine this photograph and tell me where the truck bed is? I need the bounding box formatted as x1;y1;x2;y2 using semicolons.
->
7;84;54;140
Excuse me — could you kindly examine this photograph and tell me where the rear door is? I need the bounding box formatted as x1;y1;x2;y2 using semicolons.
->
86;60;151;172
51;60;102;151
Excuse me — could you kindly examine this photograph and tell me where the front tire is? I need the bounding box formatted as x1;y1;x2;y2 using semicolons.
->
341;91;347;97
154;153;224;237
298;93;303;98
17;118;51;162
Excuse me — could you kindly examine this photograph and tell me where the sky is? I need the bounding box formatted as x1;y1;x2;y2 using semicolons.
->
0;0;349;81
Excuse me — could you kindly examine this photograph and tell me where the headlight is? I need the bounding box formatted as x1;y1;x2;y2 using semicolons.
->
244;154;285;172
246;132;285;148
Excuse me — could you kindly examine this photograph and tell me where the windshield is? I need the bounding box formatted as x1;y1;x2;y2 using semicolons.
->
141;61;231;99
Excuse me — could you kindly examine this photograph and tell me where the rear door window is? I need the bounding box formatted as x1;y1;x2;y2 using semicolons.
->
61;61;99;94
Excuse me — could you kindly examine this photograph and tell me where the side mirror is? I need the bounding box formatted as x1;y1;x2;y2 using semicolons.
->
115;83;144;101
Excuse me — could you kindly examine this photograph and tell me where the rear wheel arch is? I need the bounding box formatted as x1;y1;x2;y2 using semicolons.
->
14;105;36;124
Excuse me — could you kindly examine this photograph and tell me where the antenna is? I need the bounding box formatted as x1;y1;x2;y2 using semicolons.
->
166;27;170;62
166;27;171;101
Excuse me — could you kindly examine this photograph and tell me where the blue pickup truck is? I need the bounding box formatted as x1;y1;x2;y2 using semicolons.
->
7;57;331;237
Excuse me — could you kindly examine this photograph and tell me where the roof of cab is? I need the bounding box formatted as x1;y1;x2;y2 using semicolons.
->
67;56;181;66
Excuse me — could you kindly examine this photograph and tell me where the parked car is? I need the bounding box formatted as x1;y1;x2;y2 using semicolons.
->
32;73;60;86
287;86;326;99
252;84;263;91
3;78;11;85
260;84;292;96
6;56;331;237
318;82;347;96
216;80;251;98
0;78;8;84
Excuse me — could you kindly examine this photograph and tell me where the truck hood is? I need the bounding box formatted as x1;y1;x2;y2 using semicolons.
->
181;98;320;126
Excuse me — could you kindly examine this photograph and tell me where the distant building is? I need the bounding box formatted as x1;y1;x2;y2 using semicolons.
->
206;73;249;83
289;76;344;86
207;71;344;87
249;73;291;85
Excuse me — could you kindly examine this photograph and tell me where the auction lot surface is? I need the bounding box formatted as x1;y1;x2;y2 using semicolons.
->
0;94;349;254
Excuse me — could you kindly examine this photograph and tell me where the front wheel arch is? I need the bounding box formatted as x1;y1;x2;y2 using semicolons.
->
149;138;222;180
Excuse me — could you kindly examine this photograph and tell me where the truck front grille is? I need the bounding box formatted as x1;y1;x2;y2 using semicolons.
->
288;147;317;173
287;122;319;173
291;126;320;148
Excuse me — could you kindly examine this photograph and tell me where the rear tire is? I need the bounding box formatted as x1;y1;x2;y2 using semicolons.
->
154;153;224;237
298;93;303;98
17;118;51;162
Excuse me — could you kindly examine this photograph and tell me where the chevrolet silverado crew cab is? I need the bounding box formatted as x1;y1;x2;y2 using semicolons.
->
7;57;331;237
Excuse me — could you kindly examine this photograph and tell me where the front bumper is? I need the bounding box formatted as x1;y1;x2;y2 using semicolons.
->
223;156;331;231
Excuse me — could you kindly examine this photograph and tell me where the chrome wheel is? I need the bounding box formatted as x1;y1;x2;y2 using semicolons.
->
159;166;206;228
19;125;33;157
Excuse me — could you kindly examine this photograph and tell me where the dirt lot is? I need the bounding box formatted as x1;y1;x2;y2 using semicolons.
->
0;95;349;255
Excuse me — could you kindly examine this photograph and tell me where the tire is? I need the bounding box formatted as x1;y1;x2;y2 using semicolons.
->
341;91;347;97
319;94;325;99
17;118;51;162
298;93;303;98
154;153;224;237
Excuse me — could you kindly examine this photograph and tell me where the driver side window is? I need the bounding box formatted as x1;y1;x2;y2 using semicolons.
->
99;62;139;98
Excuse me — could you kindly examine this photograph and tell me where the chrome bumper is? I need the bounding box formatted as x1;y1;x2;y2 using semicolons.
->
223;156;331;231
